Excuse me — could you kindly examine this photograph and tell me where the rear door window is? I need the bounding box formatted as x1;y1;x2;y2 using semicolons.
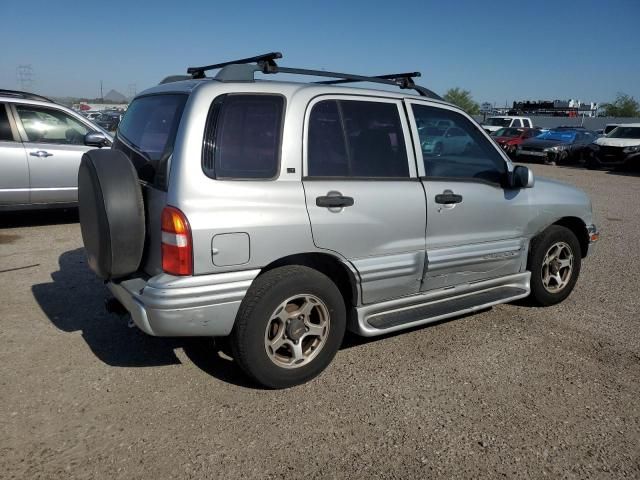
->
307;99;409;178
202;94;284;179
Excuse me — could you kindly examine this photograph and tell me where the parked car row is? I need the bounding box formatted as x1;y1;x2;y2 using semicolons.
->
80;109;123;132
485;118;640;169
0;89;112;210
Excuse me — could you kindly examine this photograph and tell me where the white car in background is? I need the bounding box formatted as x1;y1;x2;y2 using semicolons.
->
589;123;640;169
482;116;534;134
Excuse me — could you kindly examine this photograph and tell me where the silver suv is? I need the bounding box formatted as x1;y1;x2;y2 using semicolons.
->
0;90;111;210
77;53;599;388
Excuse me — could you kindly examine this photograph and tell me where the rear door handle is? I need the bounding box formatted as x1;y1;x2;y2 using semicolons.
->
30;150;53;158
435;192;463;204
316;195;354;208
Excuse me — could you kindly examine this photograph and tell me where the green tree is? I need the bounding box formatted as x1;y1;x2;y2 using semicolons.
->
443;87;480;115
600;93;640;117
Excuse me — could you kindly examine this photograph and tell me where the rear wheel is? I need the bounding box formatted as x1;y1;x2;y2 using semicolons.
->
231;266;346;389
585;155;600;170
527;225;582;306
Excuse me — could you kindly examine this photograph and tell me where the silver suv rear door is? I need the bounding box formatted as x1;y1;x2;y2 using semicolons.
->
405;100;527;291
11;103;94;204
302;95;427;304
0;102;29;206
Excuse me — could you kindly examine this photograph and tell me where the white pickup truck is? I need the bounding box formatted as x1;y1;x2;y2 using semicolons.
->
482;116;534;134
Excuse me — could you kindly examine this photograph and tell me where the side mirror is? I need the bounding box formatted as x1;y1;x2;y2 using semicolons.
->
510;165;534;188
84;131;109;148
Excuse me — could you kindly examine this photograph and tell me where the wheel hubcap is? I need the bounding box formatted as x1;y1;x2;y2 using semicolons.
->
541;241;574;293
264;294;330;369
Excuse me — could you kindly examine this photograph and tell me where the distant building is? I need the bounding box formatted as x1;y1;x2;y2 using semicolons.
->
512;99;599;117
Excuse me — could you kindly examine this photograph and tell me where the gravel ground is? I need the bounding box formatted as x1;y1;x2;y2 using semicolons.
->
1;165;638;479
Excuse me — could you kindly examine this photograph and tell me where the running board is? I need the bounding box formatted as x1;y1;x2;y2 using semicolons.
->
350;272;530;337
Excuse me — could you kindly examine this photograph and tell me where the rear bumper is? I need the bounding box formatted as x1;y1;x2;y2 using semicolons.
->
108;269;260;336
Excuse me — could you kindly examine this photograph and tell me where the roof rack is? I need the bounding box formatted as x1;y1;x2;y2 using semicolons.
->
185;52;441;100
187;52;282;79
0;89;54;103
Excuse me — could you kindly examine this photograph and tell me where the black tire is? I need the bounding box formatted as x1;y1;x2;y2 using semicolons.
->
527;225;582;306
585;155;600;170
230;266;346;389
78;149;145;280
434;143;443;156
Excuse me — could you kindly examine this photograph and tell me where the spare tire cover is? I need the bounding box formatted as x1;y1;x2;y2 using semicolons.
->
78;149;145;280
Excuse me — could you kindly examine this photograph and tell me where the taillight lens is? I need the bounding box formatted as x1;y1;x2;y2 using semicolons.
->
161;206;193;276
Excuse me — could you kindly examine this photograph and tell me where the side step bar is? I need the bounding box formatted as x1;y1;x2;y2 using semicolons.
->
350;272;530;337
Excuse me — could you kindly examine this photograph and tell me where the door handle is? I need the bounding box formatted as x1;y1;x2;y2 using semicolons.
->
435;191;463;204
316;195;354;208
30;150;53;158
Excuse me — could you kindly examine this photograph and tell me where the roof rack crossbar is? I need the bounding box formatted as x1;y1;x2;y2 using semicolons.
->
185;52;441;99
268;67;442;100
312;71;442;100
0;89;53;103
314;71;421;85
187;52;282;78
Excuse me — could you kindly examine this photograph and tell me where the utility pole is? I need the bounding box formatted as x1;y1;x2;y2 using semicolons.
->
16;65;34;91
128;83;137;101
100;80;104;103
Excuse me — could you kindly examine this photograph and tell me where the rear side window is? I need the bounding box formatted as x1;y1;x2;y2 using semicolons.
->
0;104;13;141
308;99;409;178
202;94;284;179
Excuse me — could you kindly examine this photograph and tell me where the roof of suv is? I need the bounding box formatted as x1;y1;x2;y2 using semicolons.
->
138;78;456;108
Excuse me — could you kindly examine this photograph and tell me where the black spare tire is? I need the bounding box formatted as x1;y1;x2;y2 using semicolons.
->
78;149;145;280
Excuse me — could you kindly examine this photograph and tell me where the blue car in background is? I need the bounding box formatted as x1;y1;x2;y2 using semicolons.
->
515;128;597;164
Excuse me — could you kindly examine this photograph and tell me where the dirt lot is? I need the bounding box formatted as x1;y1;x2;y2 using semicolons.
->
1;165;639;479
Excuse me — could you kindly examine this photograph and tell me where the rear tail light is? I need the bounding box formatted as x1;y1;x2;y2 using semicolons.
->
161;206;193;276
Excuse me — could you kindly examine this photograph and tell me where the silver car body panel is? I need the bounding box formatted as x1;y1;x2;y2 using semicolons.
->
103;79;595;337
0;141;29;205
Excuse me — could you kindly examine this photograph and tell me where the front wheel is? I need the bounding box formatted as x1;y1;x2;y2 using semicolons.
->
527;225;582;306
230;266;346;389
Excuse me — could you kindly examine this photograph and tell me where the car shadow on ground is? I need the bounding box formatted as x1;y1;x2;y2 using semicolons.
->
33;248;498;388
32;248;258;388
0;208;79;228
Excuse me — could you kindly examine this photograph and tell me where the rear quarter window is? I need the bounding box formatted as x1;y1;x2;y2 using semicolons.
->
202;94;285;179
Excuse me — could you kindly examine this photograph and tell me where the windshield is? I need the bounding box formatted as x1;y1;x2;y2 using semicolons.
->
536;130;576;142
492;127;522;137
607;126;640;139
485;117;511;127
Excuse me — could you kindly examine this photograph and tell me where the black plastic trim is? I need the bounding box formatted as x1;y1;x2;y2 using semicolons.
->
368;287;527;329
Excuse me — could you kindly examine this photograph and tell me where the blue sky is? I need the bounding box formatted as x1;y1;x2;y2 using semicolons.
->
1;0;638;104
